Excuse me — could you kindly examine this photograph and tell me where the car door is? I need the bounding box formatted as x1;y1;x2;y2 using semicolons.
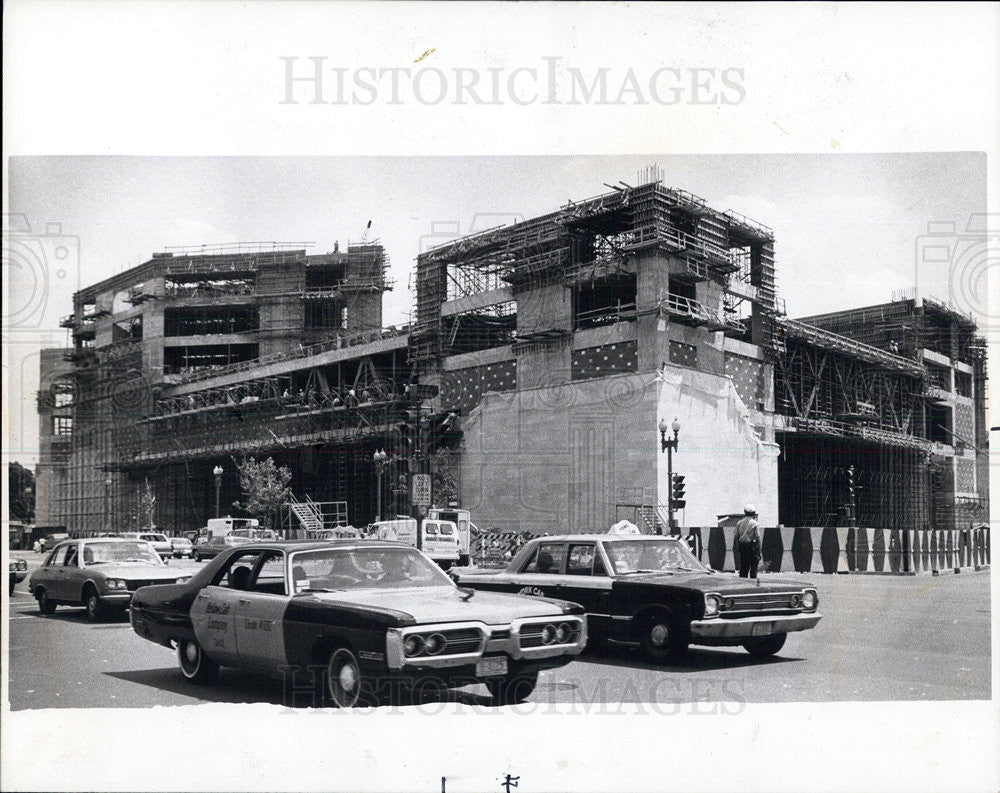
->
233;550;289;669
559;543;615;642
62;543;85;603
42;544;71;600
191;549;264;665
505;542;569;599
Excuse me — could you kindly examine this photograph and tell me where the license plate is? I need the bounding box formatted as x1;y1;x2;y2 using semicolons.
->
476;656;508;678
751;622;773;637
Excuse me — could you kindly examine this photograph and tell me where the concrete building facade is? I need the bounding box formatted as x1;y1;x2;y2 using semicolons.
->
36;180;988;549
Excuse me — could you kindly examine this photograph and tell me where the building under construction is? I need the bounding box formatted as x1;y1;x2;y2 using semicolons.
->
36;179;989;550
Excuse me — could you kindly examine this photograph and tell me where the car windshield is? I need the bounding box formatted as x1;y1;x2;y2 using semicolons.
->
289;547;452;593
602;539;711;575
140;534;167;542
83;541;163;566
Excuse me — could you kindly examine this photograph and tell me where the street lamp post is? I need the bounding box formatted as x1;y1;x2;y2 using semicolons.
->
213;465;224;519
373;449;388;521
103;475;112;532
658;417;681;534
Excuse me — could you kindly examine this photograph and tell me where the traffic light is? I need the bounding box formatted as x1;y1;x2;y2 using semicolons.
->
670;473;686;510
845;465;855;503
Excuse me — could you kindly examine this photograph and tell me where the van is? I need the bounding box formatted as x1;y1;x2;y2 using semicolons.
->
201;517;260;539
426;508;476;566
369;517;460;568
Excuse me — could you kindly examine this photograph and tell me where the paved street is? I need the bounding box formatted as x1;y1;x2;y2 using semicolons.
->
6;551;990;710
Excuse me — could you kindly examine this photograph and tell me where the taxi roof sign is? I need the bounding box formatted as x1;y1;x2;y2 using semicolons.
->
607;520;641;535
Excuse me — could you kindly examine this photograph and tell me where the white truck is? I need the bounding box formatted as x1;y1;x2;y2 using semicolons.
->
199;517;276;540
426;508;476;566
369;517;461;568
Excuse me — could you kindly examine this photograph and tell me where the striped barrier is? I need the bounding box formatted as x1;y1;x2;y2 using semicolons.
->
695;525;989;575
471;526;990;575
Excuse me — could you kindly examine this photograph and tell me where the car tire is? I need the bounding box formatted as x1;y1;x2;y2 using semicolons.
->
193;551;202;563
37;588;57;614
84;586;107;622
9;578;15;596
639;612;689;663
178;637;220;683
322;646;379;708
742;632;787;657
485;668;539;706
458;554;470;567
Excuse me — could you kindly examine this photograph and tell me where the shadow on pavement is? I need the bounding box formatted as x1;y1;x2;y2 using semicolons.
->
577;642;803;673
104;668;495;709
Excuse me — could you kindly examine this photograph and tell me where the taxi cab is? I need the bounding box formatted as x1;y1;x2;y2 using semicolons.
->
453;522;821;662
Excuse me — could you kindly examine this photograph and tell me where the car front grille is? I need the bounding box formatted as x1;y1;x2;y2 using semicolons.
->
126;579;165;591
721;592;804;615
518;620;582;649
437;627;483;654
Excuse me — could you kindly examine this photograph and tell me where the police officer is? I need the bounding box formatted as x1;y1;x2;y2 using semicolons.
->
735;504;761;579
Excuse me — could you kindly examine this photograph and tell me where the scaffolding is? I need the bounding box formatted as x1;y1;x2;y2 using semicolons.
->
799;295;986;367
415;180;780;362
777;433;930;530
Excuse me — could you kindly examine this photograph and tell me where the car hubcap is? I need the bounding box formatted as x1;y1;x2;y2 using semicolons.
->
339;665;357;692
186;642;199;664
650;623;669;646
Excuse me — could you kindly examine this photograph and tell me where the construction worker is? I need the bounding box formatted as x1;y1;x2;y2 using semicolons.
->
735;504;761;579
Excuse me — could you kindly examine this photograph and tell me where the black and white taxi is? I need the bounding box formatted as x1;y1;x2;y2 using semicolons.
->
453;526;821;662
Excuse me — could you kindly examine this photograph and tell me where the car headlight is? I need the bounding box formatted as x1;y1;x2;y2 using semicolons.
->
105;578;125;590
541;624;558;645
403;635;424;657
8;562;16;572
802;590;818;610
704;594;721;617
555;622;569;643
423;633;446;655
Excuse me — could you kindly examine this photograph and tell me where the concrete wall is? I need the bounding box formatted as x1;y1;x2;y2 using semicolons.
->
460;371;659;534
657;363;780;527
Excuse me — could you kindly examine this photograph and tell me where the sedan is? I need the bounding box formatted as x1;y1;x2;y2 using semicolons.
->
9;558;28;595
170;536;194;558
129;540;587;707
191;534;252;562
453;532;821;662
27;538;194;621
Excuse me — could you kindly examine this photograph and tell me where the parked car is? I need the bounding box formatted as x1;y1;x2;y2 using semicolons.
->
123;532;173;559
9;558;29;595
170;536;194;558
27;538;193;621
191;533;252;562
452;532;821;661
129;540;587;707
38;533;69;553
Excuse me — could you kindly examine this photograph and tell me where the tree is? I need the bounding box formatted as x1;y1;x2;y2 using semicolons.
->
232;456;293;532
430;448;460;508
9;462;35;523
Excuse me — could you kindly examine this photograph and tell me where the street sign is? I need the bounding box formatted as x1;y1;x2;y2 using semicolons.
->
412;473;431;507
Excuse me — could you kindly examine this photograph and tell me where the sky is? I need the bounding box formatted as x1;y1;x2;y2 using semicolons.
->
4;153;987;467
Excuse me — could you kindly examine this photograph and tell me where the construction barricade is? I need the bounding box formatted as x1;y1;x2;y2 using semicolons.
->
693;524;990;575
